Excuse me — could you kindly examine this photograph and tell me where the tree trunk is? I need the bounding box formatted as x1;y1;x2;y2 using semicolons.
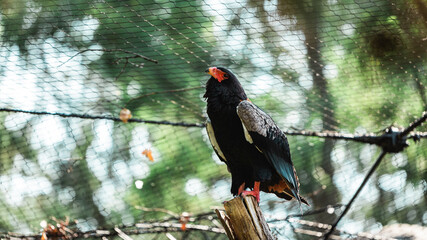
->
215;196;276;240
302;0;341;224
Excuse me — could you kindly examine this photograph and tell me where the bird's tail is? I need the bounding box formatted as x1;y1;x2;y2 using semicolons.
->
275;188;310;206
267;179;309;212
290;188;306;214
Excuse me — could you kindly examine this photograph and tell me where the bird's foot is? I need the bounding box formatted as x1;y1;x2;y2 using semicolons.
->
241;190;260;202
237;183;246;196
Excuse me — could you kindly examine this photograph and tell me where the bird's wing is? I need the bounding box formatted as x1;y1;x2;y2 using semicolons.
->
206;118;227;163
236;100;300;199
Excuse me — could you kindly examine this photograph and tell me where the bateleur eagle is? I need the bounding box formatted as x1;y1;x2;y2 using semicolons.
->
204;67;308;206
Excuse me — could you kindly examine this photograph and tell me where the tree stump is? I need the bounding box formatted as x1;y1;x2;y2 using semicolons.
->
215;196;276;240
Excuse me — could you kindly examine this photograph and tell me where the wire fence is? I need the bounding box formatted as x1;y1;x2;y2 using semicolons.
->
0;0;426;239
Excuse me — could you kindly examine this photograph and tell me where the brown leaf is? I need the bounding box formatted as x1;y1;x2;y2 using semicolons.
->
119;108;132;123
142;149;154;162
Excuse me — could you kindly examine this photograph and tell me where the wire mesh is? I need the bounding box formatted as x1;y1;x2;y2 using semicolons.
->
0;0;426;239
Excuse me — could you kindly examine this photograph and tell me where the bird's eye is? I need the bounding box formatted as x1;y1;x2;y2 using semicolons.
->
224;74;229;79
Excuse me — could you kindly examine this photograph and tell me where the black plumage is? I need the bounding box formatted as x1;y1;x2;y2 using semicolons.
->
204;67;308;205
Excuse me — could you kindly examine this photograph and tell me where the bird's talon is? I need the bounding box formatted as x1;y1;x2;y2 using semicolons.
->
241;190;260;202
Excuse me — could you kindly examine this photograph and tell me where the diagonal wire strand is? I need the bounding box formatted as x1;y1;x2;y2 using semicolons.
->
399;111;427;137
323;111;427;240
322;150;387;240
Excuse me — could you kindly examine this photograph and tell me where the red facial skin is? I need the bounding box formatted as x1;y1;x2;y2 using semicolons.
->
208;67;228;82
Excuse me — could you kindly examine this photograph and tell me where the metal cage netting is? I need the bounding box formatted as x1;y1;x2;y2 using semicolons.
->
0;0;426;239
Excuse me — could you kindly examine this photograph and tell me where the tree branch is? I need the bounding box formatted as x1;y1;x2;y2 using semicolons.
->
399;111;427;137
0;222;225;240
0;108;425;145
0;108;204;128
59;48;158;67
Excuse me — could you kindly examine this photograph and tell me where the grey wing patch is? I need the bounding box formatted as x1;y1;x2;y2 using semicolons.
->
236;100;276;138
239;116;264;152
206;118;227;162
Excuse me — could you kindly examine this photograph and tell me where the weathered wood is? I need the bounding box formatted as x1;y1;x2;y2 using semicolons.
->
244;196;275;240
216;196;276;240
243;196;265;238
215;209;235;240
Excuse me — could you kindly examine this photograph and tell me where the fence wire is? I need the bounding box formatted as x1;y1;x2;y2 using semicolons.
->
0;0;426;239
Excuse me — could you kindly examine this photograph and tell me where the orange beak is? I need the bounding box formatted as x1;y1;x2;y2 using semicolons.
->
206;67;227;82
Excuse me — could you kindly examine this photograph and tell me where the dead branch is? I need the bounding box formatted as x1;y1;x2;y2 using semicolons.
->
216;196;275;240
59;48;158;67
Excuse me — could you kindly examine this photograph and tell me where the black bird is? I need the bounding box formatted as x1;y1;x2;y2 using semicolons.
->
204;67;308;205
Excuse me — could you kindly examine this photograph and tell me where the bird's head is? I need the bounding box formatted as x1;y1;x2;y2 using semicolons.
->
205;67;235;83
204;67;247;103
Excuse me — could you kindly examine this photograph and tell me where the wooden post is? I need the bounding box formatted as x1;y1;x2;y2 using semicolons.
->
215;196;276;240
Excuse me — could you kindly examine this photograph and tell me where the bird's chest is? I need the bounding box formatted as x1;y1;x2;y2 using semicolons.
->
208;107;251;157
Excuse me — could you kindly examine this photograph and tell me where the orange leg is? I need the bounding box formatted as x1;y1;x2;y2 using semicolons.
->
242;181;260;202
238;183;246;195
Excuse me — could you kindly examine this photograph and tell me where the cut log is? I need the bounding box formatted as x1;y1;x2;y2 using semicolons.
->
216;196;276;240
